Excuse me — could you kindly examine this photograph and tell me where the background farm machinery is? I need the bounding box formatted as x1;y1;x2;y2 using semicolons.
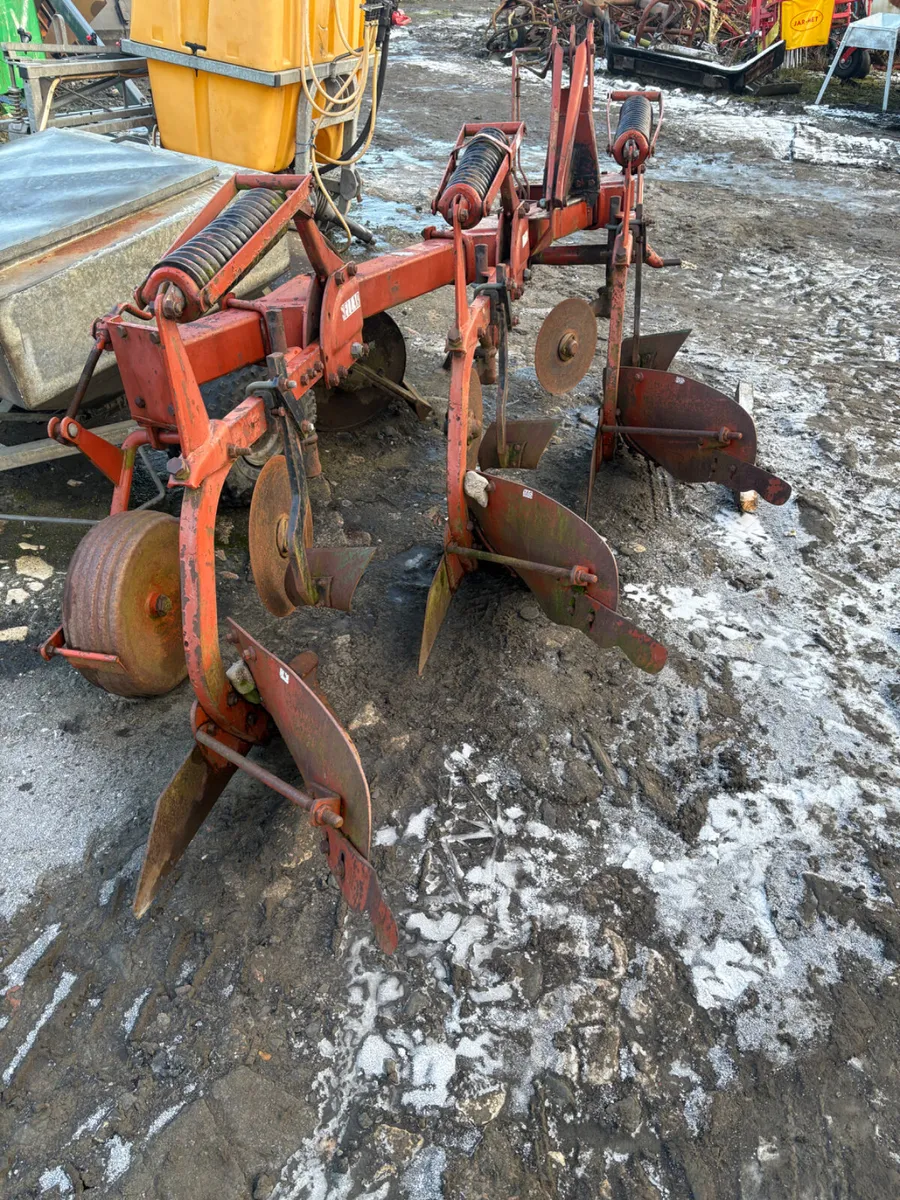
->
485;0;885;89
41;31;790;951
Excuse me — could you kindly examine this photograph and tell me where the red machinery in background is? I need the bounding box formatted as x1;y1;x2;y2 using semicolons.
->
41;30;790;952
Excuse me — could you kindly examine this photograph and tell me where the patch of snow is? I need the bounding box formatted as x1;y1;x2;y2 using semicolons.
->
1;924;61;995
2;971;77;1086
104;1136;132;1184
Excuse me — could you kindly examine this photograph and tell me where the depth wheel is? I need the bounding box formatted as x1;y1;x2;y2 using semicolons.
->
62;511;187;697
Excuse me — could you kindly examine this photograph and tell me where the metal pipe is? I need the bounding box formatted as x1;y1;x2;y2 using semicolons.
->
65;339;105;420
601;425;743;442
0;513;98;525
447;543;598;584
194;726;344;827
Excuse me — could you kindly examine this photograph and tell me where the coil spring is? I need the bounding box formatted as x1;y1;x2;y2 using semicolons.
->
154;188;286;289
615;95;652;146
446;127;509;204
613;96;653;167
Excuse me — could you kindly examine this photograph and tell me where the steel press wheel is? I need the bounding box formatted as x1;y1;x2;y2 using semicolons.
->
62;511;187;697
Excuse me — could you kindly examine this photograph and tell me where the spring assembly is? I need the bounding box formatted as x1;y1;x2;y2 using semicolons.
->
437;127;510;229
153;188;286;289
611;96;653;169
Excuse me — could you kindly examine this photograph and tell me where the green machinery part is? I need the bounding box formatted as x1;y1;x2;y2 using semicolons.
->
1;0;44;96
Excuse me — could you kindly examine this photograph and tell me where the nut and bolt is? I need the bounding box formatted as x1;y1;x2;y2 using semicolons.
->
133;396;146;409
65;421;80;439
154;594;173;616
242;647;256;663
334;269;346;286
558;333;578;362
346;262;358;277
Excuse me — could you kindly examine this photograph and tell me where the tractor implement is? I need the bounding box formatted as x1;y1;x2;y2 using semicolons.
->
42;28;789;947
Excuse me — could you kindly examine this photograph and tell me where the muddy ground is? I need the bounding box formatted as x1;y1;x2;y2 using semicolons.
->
2;6;900;1199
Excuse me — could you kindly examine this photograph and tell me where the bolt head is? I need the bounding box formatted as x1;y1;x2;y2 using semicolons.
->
65;421;80;439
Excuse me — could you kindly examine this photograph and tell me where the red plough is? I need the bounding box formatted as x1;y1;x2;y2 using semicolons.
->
41;31;789;950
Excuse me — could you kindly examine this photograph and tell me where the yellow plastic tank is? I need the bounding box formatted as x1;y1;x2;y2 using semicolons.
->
131;0;366;172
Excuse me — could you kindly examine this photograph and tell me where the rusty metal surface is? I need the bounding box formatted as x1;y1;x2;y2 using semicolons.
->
325;827;399;955
466;368;484;471
249;454;305;618
418;548;466;675
315;313;407;431
290;547;376;613
472;474;668;673
620;328;691;371
478;418;558;470
250;454;374;615
534;297;598;394
133;730;242;918
228;621;373;859
62;510;187;697
194;726;343;828
616;367;791;504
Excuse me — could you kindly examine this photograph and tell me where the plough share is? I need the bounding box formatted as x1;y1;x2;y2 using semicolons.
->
41;30;790;952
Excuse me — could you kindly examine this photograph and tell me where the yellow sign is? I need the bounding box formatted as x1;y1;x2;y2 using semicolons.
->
781;0;836;49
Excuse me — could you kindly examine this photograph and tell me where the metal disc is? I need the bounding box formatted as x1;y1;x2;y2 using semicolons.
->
315;312;407;431
62;510;187;697
249;455;312;618
535;297;598;395
229;621;373;858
